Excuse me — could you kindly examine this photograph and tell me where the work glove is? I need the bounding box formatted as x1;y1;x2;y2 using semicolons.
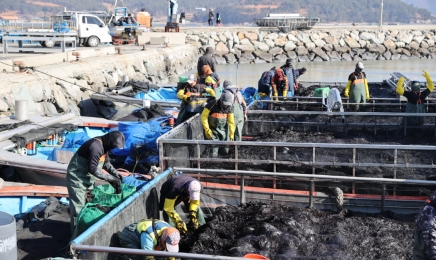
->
244;115;248;121
283;90;288;100
299;67;307;75
144;256;155;260
396;77;405;95
423;70;431;82
230;136;234;141
103;161;124;182
366;94;370;101
108;178;122;194
344;89;349;97
175;218;188;234
205;129;213;139
168;258;176;260
273;92;278;101
112;170;124;182
188;210;199;230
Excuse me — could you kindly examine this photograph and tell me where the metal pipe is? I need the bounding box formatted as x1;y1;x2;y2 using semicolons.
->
247;110;436;117
175;167;436;185
112;86;133;95
0;112;76;143
240;176;245;204
15;100;28;121
91;93;180;108
70;244;249;260
161;138;436;150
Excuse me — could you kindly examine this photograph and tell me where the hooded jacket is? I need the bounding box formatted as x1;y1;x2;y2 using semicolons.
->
197;50;217;77
77;131;125;174
414;191;436;259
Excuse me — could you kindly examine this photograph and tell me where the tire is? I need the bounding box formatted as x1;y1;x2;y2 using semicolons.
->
44;40;55;48
40;41;46;47
87;36;99;47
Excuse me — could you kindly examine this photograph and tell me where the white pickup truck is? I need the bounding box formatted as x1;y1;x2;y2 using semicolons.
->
1;11;112;48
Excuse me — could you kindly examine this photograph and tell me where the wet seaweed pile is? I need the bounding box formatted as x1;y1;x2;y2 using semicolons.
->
16;196;71;260
183;202;416;260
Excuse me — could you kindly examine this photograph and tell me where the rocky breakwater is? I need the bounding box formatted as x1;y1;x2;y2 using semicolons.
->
185;28;436;64
0;45;198;116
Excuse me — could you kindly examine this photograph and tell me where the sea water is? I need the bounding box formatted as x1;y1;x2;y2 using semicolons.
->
185;59;436;88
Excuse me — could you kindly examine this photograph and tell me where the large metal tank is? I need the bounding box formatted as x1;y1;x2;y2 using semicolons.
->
0;211;16;259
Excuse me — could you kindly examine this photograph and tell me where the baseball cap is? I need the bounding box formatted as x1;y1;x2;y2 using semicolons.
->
220;91;235;107
162;227;180;252
223;80;232;88
187;74;197;84
188;180;201;200
356;62;364;69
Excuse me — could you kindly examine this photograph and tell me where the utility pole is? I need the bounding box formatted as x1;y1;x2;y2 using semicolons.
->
379;0;384;27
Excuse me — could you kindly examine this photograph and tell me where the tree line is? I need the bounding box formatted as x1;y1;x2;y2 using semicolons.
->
0;0;433;24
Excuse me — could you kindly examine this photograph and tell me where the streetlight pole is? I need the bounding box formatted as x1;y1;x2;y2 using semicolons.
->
379;0;384;27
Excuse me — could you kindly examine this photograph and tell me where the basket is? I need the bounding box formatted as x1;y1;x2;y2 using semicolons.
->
179;76;188;83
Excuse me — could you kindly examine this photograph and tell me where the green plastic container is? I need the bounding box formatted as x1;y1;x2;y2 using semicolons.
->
91;184;136;207
179;76;188;83
314;87;330;98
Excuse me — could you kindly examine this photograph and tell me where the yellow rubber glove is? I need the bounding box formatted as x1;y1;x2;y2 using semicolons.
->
201;108;213;139
163;198;187;234
189;199;200;212
228;113;235;141
273;92;278;101
176;89;185;101
364;78;370;101
423;71;434;92
144;256;154;260
344;80;351;97
188;210;199;230
204;87;216;97
258;92;268;99
283;90;288;100
396;77;405;95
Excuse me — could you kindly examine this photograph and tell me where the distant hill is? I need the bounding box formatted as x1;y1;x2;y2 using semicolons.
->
401;0;436;15
0;0;434;24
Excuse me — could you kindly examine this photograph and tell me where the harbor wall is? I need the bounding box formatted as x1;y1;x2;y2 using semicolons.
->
0;45;198;116
183;28;436;64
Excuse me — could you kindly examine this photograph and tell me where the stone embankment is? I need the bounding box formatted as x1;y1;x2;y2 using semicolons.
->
184;28;436;64
0;45;198;116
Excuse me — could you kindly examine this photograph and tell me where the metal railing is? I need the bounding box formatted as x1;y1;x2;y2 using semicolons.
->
175;167;436;213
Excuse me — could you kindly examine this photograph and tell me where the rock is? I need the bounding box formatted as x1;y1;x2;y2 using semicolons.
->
245;32;258;41
305;42;316;51
66;99;81;116
187;35;199;42
215;56;227;65
361;52;374;60
322;44;333;52
298;55;310;62
265;33;279;40
383;51;392;60
234;44;255;52
240;38;251;45
39;102;58;114
313;39;326;48
284;41;297;51
395;42;406;48
359;32;375;41
265;39;275;48
313;56;324;62
224;32;233;40
418;48;430;56
377;55;386;60
268;47;283;56
427;39;435;47
207;39;216;49
327;51;341;61
259;31;267;42
350;32;360;42
352;48;366;56
353;55;362;61
414;36;425;44
391;54;401;60
421;41;429;49
210;34;220;42
383;39;396;50
252;41;270;52
219;34;227;42
237;32;245;40
223;53;237;64
370;38;384;45
295;46;309;56
232;33;240;44
323;36;338;45
312;48;329;61
341;53;352;61
227;40;234;52
253;51;273;63
274;54;288;63
400;55;410;60
241;52;255;60
56;81;82;104
287;51;297;60
274;38;287;47
339;38;346;47
359;40;368;48
254;58;267;64
297;33;311;43
397;32;413;44
308;53;316;61
287;34;299;42
310;34;320;41
51;84;68;112
409;41;420;50
344;36;360;48
334;45;350;53
0;99;8;112
237;57;250;64
402;49;411;57
215;42;229;55
367;44;386;54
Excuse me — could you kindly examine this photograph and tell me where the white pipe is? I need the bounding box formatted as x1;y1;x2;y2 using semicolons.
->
0;112;76;142
112;86;133;95
15;100;28;121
